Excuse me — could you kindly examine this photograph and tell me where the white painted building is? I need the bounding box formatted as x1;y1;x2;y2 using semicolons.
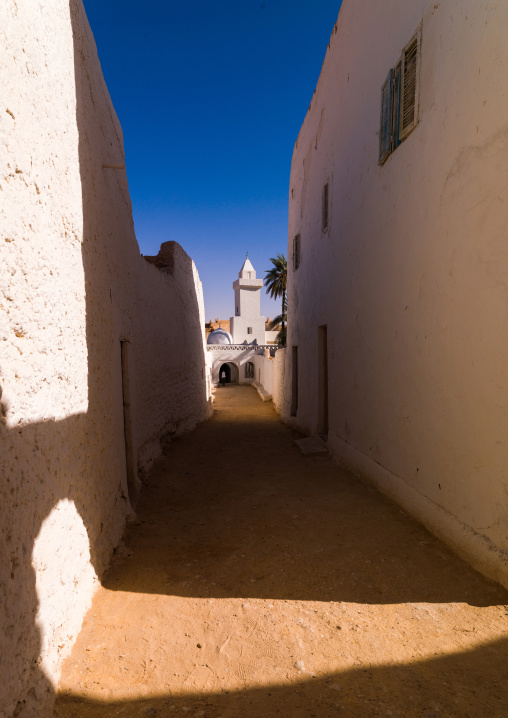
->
280;0;508;588
230;256;266;345
207;258;277;393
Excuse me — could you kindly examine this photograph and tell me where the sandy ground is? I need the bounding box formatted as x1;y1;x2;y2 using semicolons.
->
54;385;508;718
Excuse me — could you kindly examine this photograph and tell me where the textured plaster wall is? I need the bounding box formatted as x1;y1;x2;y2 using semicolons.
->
139;242;210;472
0;2;209;716
271;348;286;416
252;353;274;394
265;330;279;344
285;0;508;587
230;306;266;346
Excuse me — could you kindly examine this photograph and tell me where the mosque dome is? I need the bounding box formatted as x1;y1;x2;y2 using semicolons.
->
207;328;233;345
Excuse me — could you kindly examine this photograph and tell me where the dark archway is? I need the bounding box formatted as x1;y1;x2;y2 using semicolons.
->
218;362;239;384
219;363;231;384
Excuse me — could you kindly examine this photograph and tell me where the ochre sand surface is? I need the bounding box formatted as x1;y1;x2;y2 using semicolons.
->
55;385;508;717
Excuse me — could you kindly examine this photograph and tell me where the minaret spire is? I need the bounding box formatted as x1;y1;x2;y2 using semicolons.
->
230;255;265;344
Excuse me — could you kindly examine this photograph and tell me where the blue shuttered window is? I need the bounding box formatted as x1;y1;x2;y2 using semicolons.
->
379;30;420;165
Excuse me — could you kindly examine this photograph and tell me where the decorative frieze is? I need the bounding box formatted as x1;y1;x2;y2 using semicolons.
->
207;344;275;352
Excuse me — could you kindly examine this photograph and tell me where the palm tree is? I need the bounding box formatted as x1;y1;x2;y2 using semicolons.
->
264;253;287;346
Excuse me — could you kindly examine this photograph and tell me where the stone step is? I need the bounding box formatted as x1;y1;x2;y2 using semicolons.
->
252;381;272;402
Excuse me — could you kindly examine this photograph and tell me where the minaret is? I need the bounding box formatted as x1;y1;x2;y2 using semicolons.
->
230;255;266;344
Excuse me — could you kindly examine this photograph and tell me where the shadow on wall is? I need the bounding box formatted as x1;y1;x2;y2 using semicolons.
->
1;0;123;707
1;1;208;715
54;635;508;717
1;415;110;717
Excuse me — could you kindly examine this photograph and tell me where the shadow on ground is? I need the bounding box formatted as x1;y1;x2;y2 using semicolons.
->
98;387;507;608
55;635;508;717
54;386;508;717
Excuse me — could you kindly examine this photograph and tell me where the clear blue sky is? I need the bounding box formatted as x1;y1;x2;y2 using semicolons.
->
82;0;342;321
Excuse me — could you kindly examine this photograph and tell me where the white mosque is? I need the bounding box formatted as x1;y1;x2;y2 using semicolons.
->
207;257;278;386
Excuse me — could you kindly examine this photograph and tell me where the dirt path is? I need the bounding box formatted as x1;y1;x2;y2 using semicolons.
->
55;385;508;718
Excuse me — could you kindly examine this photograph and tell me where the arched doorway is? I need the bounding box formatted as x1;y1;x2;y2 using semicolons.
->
219;363;231;384
215;361;239;385
218;362;239;385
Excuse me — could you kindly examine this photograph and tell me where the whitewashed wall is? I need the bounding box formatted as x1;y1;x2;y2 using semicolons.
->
0;1;209;715
252;353;274;394
137;242;210;472
272;348;286;416
285;0;508;587
209;348;252;385
208;348;279;394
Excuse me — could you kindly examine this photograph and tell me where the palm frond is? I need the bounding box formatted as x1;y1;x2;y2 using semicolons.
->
264;253;287;300
264;253;287;346
267;313;286;330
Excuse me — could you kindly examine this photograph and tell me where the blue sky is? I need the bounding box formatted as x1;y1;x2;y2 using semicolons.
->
83;0;342;321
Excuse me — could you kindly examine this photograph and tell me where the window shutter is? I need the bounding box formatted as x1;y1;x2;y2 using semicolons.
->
399;31;420;140
392;61;402;149
322;183;329;232
379;69;393;164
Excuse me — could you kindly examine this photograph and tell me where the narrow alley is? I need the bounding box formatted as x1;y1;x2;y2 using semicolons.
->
54;386;508;718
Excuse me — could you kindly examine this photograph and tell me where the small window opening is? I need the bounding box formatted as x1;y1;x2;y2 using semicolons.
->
293;234;301;271
322;183;329;232
247;327;253;334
